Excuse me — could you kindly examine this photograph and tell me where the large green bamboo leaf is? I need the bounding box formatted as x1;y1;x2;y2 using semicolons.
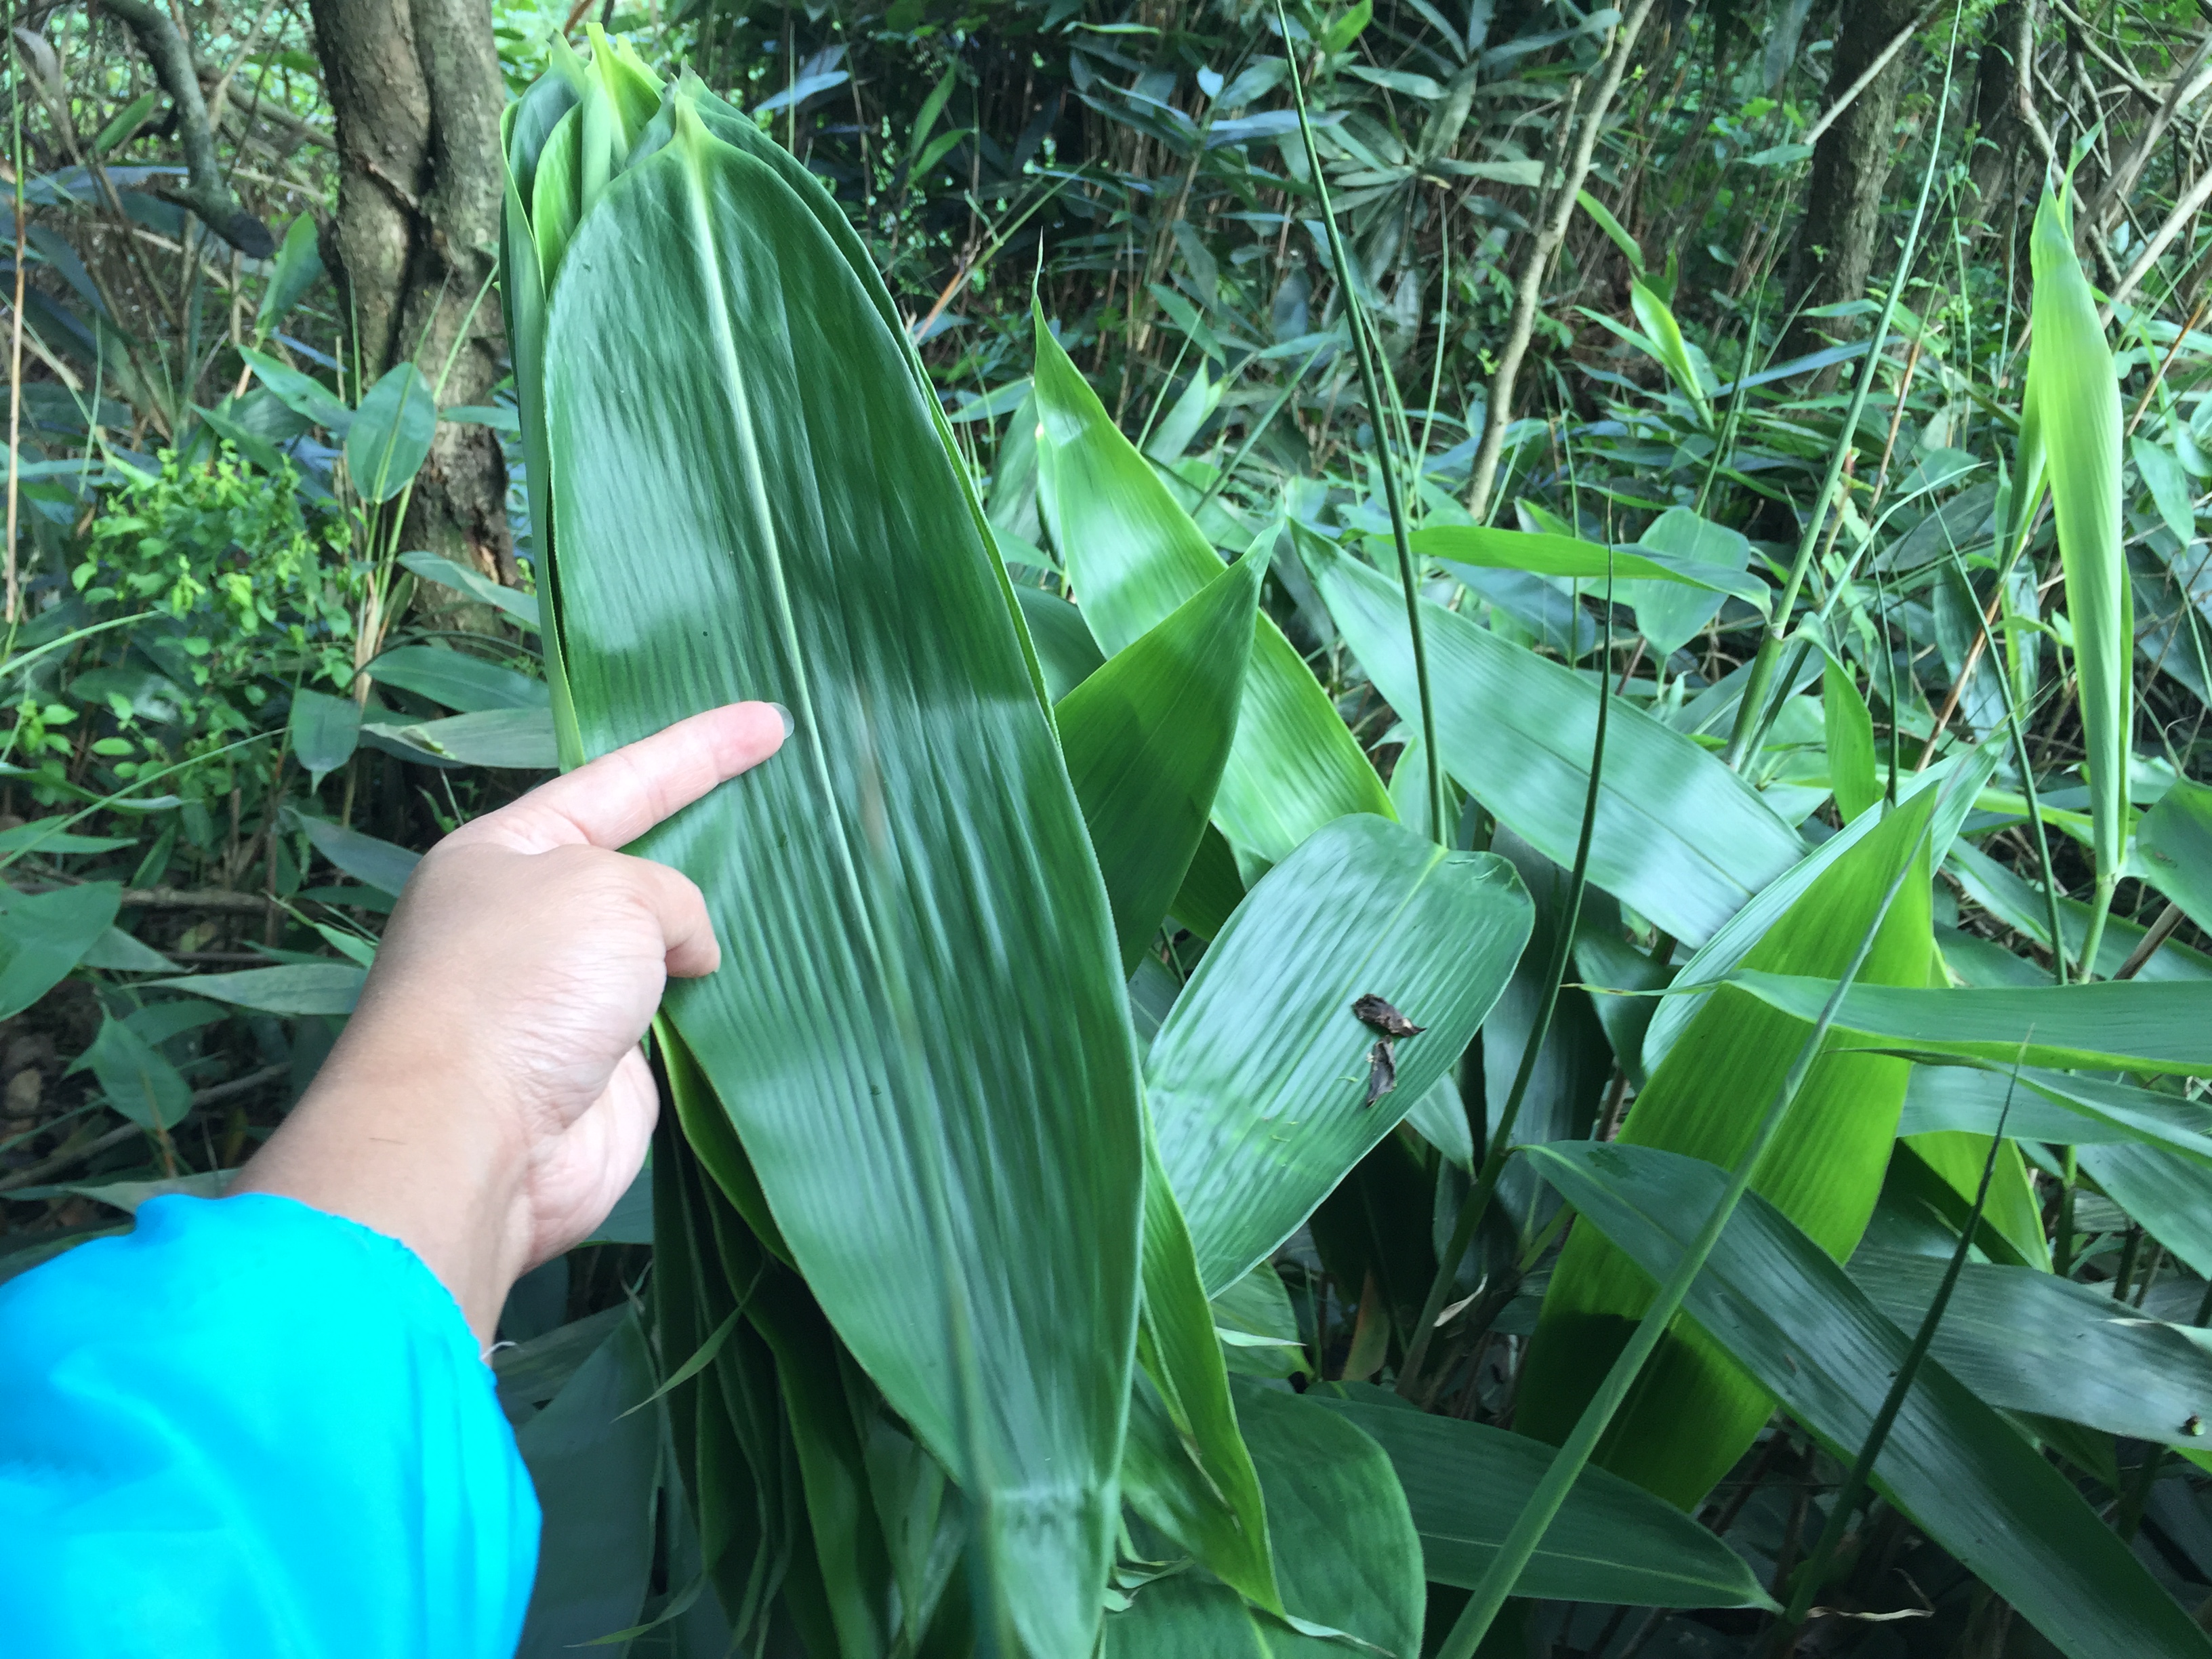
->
640;77;1054;720
1517;789;1938;1507
1303;529;1803;946
1848;1246;2212;1446
1729;972;2212;1073
1030;315;1393;862
2028;190;2130;954
1532;1141;2212;1659
1619;508;1751;663
1105;1383;1423;1658
1061;550;1262;973
544;110;1142;1656
1312;1389;1774;1608
1148;814;1532;1294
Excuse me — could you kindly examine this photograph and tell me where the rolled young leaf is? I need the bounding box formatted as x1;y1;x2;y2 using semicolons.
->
1104;1382;1423;1659
1516;786;1938;1508
2027;190;2129;970
1149;813;1532;1294
544;105;1142;1657
1122;1123;1279;1612
1031;312;1394;863
1822;653;1880;823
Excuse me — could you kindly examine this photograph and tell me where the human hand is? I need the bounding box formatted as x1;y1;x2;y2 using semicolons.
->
233;702;787;1343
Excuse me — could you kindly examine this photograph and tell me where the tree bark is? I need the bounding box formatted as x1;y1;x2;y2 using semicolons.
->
1782;0;1927;359
309;0;514;583
1967;0;2028;228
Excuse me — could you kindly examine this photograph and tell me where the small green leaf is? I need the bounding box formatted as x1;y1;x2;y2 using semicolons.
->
287;689;360;789
1822;655;1879;823
346;361;438;504
0;883;122;1019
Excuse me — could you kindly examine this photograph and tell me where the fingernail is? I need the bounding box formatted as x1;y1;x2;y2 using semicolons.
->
769;701;794;739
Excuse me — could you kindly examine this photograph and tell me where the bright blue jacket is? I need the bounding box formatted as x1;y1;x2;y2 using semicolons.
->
0;1194;539;1656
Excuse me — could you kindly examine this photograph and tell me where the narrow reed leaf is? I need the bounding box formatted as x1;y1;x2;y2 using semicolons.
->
1721;20;1960;766
1409;523;1769;605
1729;972;2212;1073
1532;1142;2212;1659
1281;6;1443;840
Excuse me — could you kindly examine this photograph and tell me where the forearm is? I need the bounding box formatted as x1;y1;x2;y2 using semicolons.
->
0;1193;538;1658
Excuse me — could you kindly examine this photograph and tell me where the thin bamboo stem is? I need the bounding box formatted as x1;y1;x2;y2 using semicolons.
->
1282;8;1442;840
1724;23;1965;768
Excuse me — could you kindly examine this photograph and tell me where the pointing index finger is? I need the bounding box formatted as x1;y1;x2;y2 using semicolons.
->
452;702;790;854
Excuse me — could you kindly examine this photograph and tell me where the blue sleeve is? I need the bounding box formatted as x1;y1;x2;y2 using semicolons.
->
0;1193;540;1659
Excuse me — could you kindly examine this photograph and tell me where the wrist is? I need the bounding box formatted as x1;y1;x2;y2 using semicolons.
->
233;1046;537;1345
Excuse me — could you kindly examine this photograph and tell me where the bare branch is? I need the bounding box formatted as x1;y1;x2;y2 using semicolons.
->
95;0;274;256
1465;0;1660;523
2087;24;2212;232
1802;0;1945;148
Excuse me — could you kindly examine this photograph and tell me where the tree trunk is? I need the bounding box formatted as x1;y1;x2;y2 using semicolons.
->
1967;1;2028;230
309;0;514;584
1782;0;1927;359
